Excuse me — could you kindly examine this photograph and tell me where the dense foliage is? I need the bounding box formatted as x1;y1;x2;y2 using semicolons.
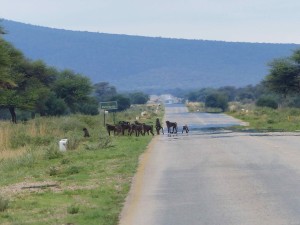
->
205;93;228;112
186;84;269;110
93;82;149;111
0;104;162;225
256;96;278;109
0;33;99;122
127;92;149;104
264;49;300;100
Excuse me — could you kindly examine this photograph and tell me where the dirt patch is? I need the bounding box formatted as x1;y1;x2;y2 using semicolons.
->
0;181;60;197
0;180;100;198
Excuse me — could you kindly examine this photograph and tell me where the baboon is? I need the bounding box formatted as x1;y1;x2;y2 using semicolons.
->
106;124;121;136
118;121;131;135
83;127;90;137
130;124;144;137
155;118;164;135
166;121;178;134
143;124;154;136
182;125;189;133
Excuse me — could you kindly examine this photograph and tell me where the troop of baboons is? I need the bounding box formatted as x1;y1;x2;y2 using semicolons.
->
104;119;189;137
82;119;189;138
105;120;154;137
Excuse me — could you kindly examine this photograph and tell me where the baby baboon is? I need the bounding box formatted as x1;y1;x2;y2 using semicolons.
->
83;127;90;137
182;125;189;133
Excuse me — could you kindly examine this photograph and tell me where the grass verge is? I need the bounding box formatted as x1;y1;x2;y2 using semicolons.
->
0;104;163;225
227;107;300;131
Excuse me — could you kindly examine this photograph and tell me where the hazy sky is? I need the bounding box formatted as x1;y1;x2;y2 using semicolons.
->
1;0;300;44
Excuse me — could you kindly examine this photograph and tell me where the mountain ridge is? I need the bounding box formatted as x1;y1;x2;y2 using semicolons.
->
2;19;299;92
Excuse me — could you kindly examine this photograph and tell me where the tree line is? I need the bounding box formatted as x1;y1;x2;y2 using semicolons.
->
0;25;149;123
184;49;300;111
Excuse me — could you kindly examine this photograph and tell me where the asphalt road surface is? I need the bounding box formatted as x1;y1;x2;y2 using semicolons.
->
119;104;300;225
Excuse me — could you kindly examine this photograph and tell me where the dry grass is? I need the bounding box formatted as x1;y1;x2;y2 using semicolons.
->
0;107;163;225
0;148;27;160
0;122;12;150
0;119;56;159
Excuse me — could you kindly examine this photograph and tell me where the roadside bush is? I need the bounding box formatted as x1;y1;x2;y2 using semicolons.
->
0;195;9;212
287;96;300;108
65;166;80;175
205;93;228;112
48;166;59;176
99;133;113;148
61;158;70;165
256;97;278;109
77;102;99;115
44;144;63;160
67;133;82;150
67;204;79;214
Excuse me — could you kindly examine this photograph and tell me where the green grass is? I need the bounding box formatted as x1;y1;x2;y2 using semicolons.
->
227;107;300;131
0;104;164;225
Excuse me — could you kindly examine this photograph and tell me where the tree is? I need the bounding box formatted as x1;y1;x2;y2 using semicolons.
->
256;96;278;109
0;35;15;89
53;70;94;113
128;92;149;104
186;88;217;102
43;93;69;116
77;98;99;115
218;86;236;101
110;94;131;111
205;93;228;112
0;41;46;123
186;91;199;102
94;82;117;102
264;49;300;100
292;49;300;64
264;58;299;98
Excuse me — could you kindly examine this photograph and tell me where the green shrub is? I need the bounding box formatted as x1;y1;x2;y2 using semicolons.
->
67;204;80;214
256;97;278;109
61;158;70;165
65;166;80;175
0;195;9;212
288;108;300;116
48;166;59;176
205;93;228;112
44;144;63;160
67;133;82;150
99;133;113;148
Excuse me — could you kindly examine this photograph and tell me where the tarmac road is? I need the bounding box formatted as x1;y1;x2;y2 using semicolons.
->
119;104;300;225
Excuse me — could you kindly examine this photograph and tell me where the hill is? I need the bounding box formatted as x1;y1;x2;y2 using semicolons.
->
2;19;299;92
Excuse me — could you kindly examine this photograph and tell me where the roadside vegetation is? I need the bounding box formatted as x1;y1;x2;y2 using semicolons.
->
187;101;300;131
0;104;163;225
184;49;300;131
227;106;300;131
1;23;159;225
